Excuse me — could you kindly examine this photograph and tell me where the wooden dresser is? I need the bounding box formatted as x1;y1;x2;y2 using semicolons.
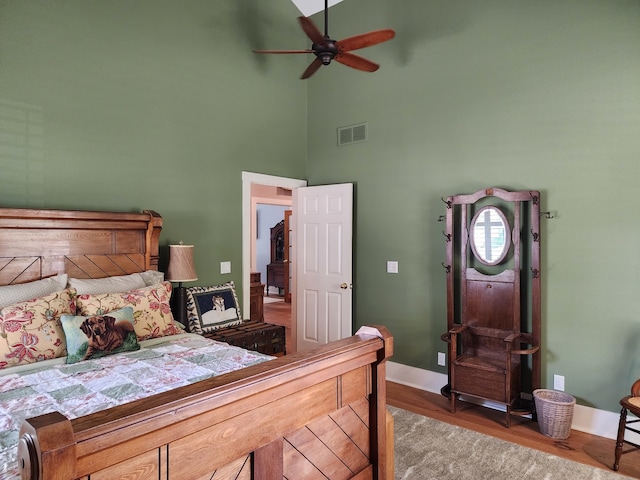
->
267;219;286;296
266;262;285;295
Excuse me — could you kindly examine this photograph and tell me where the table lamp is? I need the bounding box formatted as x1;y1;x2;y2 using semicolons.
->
167;243;197;326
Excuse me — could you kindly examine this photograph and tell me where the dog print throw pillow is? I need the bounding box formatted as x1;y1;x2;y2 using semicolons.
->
61;307;140;363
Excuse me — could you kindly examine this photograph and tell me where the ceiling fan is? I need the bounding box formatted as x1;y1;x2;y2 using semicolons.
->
253;0;395;79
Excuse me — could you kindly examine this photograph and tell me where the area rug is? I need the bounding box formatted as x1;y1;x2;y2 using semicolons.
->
390;406;631;480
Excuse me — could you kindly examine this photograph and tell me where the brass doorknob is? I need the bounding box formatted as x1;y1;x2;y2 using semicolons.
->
340;283;349;289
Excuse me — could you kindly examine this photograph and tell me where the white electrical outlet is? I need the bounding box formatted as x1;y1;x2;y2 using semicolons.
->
554;374;565;391
386;261;398;274
220;261;231;274
437;352;446;366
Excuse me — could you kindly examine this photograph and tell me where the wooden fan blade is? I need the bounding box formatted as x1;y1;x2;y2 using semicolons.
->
337;29;395;52
334;52;380;73
253;49;314;54
298;16;327;46
301;57;323;79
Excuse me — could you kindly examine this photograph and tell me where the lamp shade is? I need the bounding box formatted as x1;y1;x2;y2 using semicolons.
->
167;244;198;282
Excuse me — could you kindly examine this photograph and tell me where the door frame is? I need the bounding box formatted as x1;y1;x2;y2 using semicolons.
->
241;172;307;322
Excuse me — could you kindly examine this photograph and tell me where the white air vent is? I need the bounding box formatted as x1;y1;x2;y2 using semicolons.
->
337;122;367;146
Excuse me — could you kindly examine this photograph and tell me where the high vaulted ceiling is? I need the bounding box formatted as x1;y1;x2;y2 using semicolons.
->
290;0;343;17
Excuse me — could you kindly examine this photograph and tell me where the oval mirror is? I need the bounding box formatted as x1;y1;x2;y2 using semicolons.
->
470;206;511;266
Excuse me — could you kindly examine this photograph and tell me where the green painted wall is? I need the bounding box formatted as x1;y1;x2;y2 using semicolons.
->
0;0;308;297
306;0;640;412
2;0;640;415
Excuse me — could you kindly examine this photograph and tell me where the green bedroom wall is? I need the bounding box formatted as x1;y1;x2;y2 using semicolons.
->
0;0;307;296
2;0;639;415
305;0;640;412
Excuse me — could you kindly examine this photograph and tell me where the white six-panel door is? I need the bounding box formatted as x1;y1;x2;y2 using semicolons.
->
293;183;353;351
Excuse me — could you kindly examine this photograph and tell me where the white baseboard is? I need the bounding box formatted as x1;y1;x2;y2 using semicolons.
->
386;361;621;440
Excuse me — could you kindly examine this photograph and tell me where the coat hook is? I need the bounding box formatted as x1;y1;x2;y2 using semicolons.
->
443;231;451;242
540;211;554;219
530;192;540;205
441;197;452;209
442;263;451;273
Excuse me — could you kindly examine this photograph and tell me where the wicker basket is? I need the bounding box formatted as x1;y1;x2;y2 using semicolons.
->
533;389;576;439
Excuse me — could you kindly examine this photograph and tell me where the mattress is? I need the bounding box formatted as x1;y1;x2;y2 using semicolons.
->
0;333;274;479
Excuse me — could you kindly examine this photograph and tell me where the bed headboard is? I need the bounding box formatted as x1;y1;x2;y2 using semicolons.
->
0;208;162;286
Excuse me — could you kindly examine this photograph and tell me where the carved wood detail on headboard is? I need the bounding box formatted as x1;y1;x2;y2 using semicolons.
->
0;208;162;286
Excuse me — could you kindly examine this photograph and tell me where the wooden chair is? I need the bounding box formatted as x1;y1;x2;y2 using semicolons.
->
613;379;640;471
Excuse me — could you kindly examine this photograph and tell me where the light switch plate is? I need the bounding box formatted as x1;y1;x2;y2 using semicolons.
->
220;261;231;274
387;261;398;274
553;374;565;391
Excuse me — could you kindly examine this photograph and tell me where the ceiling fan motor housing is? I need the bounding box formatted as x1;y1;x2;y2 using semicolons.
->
313;39;337;65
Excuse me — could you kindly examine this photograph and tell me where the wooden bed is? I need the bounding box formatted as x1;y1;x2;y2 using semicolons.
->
0;208;393;480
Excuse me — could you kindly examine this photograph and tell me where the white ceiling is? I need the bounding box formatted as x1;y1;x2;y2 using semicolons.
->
290;0;344;17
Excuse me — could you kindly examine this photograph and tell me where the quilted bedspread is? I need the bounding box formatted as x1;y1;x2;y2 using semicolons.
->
0;334;274;479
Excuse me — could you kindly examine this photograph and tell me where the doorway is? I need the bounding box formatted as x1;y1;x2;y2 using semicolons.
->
242;173;354;354
242;172;307;353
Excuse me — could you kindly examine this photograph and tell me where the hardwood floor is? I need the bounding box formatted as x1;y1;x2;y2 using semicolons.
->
263;299;293;354
262;302;639;478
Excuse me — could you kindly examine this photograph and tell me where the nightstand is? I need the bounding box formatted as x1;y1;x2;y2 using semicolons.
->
249;272;264;321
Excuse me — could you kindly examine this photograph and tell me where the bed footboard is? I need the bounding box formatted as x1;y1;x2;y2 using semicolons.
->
18;326;393;480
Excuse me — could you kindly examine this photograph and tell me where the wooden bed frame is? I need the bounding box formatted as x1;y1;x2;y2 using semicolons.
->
0;208;393;480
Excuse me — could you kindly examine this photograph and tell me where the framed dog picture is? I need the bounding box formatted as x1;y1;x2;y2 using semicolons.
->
185;282;243;334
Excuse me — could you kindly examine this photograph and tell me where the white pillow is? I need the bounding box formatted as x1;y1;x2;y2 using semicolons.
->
68;273;147;295
140;270;164;286
0;274;68;308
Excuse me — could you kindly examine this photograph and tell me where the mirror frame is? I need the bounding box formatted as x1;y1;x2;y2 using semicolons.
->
469;206;511;266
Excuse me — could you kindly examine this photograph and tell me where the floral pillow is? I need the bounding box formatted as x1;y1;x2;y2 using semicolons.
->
60;307;139;364
74;282;180;341
0;289;76;370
